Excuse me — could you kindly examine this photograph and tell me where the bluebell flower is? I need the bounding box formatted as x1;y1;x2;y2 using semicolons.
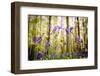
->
46;41;50;47
77;36;82;43
78;51;84;57
37;33;44;43
69;27;73;33
33;36;37;43
57;25;62;30
33;33;44;44
65;28;69;34
36;37;42;43
37;52;42;60
57;25;62;32
50;54;55;58
65;27;73;34
78;51;88;57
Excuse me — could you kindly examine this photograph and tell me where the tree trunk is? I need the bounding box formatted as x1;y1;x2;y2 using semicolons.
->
77;17;81;52
66;16;69;53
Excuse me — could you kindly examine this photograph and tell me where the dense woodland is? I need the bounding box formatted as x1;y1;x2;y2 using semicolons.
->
28;15;88;60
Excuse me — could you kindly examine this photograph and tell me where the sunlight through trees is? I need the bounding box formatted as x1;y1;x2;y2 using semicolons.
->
28;15;88;60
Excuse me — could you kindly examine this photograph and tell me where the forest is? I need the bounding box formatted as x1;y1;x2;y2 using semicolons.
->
28;15;88;60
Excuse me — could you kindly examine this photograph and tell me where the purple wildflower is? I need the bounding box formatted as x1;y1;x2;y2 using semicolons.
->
37;52;42;60
50;54;55;58
78;51;84;57
36;37;42;43
33;36;37;43
78;51;88;57
65;27;73;34
69;27;73;33
57;25;62;32
33;33;44;44
77;36;82;43
57;25;62;30
46;41;50;47
65;28;69;34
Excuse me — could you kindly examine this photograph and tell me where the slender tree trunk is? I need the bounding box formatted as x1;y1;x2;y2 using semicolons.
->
48;16;51;41
61;16;64;55
45;16;51;56
74;19;77;53
77;17;81;52
66;16;69;53
82;18;85;51
82;18;88;51
77;18;80;37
